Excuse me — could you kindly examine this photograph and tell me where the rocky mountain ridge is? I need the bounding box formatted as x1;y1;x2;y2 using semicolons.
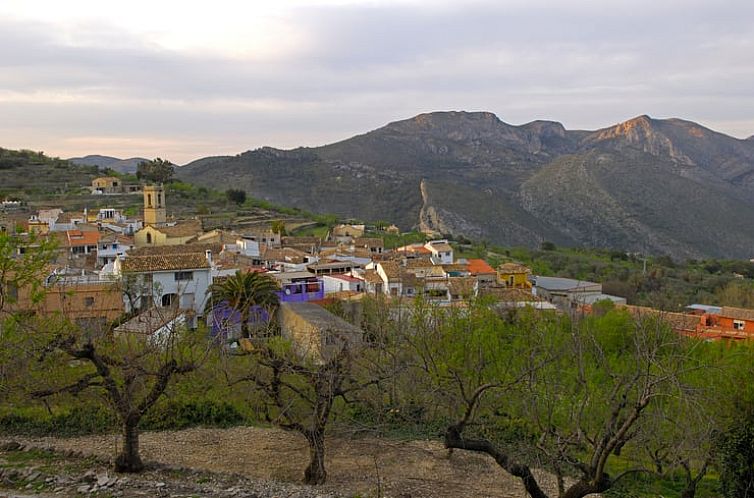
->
177;111;754;258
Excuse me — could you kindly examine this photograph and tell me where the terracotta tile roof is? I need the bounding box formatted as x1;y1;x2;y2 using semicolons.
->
263;247;308;263
442;263;469;273
114;307;187;335
129;243;221;257
396;244;431;254
99;232;134;245
282;236;320;245
63;230;100;247
448;277;476;298
353;237;384;248
56;211;85;223
467;258;496;275
498;262;531;274
480;287;541;302
405;258;434;269
363;269;383;284
379;261;401;281
624;305;701;332
156;219;203;237
427;242;453;253
122;253;210;273
721;306;754;322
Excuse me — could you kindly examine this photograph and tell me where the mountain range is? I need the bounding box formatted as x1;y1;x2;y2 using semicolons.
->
174;111;754;259
68;155;148;175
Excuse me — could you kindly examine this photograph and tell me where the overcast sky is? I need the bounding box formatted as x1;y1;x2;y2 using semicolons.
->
1;0;753;163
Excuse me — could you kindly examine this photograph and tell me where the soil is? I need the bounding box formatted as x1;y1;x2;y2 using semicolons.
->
3;426;579;498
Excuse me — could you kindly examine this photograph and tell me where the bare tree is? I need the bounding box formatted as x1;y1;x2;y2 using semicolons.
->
232;326;380;485
29;300;210;472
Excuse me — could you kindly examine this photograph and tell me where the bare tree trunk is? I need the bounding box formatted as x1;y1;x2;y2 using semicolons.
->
115;418;144;473
304;429;327;485
680;482;698;498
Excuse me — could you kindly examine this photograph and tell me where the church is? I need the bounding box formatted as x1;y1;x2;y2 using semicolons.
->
133;184;204;248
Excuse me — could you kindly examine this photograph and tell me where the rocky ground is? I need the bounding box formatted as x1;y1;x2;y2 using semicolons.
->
0;441;340;498
1;427;569;498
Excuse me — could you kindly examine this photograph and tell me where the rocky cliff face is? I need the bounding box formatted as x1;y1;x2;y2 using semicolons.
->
177;111;754;258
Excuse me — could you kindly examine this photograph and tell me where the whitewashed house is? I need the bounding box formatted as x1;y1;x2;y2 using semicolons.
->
114;249;212;321
425;240;454;265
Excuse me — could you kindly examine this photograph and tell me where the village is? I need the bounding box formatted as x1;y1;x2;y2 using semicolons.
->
2;175;752;347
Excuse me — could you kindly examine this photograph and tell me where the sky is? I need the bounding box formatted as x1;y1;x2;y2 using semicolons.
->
1;0;753;164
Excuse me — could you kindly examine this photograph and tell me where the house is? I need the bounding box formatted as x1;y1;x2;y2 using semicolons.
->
28;209;63;234
114;307;188;345
466;258;497;285
281;236;321;254
362;269;384;294
96;233;134;267
424;240;454;265
396;243;431;254
115;247;213;319
278;302;362;362
497;263;533;289
91;177;122;194
3;267;124;329
331;224;366;241
532;276;625;311
322;274;364;294
271;271;325;303
59;229;100;256
352;237;384;254
307;259;360;276
715;307;754;335
480;287;557;311
371;261;417;298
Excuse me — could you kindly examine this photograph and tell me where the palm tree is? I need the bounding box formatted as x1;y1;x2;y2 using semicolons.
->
207;271;280;339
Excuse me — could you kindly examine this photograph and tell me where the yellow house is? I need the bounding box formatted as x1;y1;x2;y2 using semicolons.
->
496;262;532;289
133;219;203;247
91;177;122;194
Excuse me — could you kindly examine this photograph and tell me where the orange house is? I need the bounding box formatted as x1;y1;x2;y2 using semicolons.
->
3;271;124;330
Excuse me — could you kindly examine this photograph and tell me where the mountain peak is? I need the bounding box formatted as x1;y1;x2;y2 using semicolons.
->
522;120;567;138
402;111;502;128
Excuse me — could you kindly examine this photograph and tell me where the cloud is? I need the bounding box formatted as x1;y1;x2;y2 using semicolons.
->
0;0;753;162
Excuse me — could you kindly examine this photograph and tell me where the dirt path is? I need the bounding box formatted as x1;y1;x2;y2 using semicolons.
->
7;426;571;498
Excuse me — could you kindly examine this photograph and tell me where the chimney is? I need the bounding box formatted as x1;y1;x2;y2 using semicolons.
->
205;250;213;266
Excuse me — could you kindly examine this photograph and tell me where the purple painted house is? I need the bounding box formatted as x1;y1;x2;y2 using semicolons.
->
271;271;325;303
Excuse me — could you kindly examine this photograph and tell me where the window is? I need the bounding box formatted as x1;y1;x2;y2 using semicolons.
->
161;293;177;307
734;320;745;330
174;271;193;281
84;296;95;307
146;233;152;244
147;194;152;207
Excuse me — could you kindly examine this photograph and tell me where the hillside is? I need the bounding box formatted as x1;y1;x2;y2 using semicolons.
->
0;148;100;198
176;111;754;258
68;155;148;174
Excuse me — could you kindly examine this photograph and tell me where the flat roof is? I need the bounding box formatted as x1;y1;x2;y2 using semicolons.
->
533;276;601;291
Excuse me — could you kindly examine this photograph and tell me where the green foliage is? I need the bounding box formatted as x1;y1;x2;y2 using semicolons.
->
717;422;754;498
136;157;175;183
140;399;245;430
270;219;287;235
225;188;247;206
